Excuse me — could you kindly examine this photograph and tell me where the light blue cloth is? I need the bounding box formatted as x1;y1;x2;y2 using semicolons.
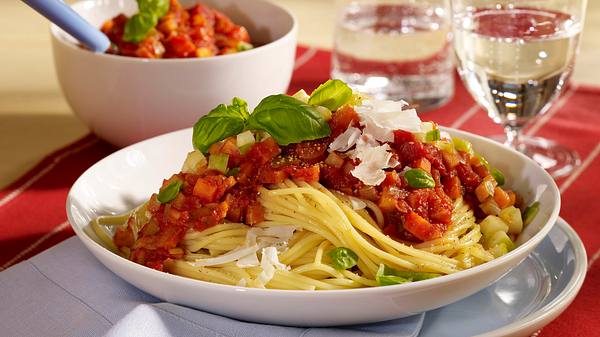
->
0;238;424;337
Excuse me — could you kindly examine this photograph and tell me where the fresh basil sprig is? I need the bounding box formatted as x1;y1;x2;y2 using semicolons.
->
157;179;183;203
376;264;440;286
192;95;331;152
123;0;169;43
193;98;249;153
404;168;435;189
328;247;358;270
248;95;331;145
308;79;353;111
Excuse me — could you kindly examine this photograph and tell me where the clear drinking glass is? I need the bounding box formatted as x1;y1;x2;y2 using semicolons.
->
451;0;587;178
332;0;454;112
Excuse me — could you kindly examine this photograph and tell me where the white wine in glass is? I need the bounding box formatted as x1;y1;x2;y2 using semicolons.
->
452;0;587;178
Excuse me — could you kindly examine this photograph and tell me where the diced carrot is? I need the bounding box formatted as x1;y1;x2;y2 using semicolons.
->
443;176;462;200
246;204;265;225
506;190;516;207
493;187;511;208
403;211;442;241
413;157;432;173
475;179;495;202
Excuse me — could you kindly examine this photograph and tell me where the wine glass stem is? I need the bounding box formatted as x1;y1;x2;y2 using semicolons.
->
503;125;522;150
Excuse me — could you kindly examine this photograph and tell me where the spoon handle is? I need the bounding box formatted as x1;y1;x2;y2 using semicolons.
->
22;0;110;52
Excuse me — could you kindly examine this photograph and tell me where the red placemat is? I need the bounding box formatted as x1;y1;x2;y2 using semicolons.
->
1;46;599;336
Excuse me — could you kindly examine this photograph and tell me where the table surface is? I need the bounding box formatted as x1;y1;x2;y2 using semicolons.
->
1;0;600;189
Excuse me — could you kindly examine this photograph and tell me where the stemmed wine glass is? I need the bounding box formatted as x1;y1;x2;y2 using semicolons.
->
451;0;587;178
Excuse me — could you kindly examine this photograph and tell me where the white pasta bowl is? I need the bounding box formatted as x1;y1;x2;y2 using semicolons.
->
66;127;560;327
51;0;297;147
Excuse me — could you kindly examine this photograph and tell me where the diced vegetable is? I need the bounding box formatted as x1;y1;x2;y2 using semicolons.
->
475;153;491;170
208;153;229;173
436;140;454;153
226;167;240;177
328;247;359;270
236;130;255;148
404;168;436;189
375;264;440;286
315;106;333;121
490;168;505;186
324;152;345;168
441;150;460;169
523;202;540;226
292;89;310;103
181;150;206;173
493;187;511;209
413;158;432;173
452;137;474;155
489;243;509;258
425;129;441;142
480;197;501;216
475;179;495;202
157;180;183;204
485;230;515;251
480;215;508;237
499;206;523;234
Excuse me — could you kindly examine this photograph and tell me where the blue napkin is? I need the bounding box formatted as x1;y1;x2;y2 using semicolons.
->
0;238;425;337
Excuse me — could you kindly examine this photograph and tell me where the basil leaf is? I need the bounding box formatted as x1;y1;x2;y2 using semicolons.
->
376;264;440;286
157;180;182;203
137;0;169;18
247;94;331;145
404;168;435;189
123;12;157;43
308;79;353;111
192;97;250;153
328;247;358;270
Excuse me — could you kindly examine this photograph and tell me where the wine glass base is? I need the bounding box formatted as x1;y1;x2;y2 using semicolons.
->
488;135;581;179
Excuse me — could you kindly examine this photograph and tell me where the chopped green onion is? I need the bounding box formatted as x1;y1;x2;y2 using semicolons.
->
523;202;540;226
404;168;435;189
452;137;474;155
157;180;183;204
207;153;229;174
425;129;441;142
376;264;440;286
328;247;358;270
490;168;505;186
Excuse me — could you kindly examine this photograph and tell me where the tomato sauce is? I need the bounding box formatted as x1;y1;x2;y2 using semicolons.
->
101;0;252;58
115;105;516;270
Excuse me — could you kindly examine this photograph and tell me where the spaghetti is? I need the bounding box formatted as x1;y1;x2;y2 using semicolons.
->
90;80;531;290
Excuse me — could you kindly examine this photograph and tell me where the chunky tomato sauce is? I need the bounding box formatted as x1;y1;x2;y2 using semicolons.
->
101;0;252;58
114;105;517;270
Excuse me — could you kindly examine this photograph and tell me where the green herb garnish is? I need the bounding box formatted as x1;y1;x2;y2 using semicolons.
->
404;168;435;189
192;98;249;153
157;179;183;203
308;79;353;111
123;0;169;43
376;264;440;286
328;247;358;270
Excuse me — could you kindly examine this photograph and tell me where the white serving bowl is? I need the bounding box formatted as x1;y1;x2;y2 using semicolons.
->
66;127;560;327
51;0;297;147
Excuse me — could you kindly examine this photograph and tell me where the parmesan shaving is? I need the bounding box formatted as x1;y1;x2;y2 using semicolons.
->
351;144;395;186
328;127;361;152
189;245;259;267
257;247;287;286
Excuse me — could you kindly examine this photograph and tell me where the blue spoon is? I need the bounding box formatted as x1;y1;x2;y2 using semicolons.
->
22;0;111;52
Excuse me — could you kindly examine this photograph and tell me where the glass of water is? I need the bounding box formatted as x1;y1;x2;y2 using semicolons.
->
452;0;586;178
332;0;454;112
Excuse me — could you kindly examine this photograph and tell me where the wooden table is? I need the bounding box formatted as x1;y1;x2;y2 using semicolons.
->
1;0;599;188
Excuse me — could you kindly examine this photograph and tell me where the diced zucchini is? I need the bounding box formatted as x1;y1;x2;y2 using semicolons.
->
475;153;490;169
480;215;508;238
523;202;540;226
292;89;310;103
236;130;255;149
181;150;206;173
207;153;229;174
425;129;441;142
499;206;523;234
489;243;509;258
436;140;454;153
315;105;332;121
485;230;515;251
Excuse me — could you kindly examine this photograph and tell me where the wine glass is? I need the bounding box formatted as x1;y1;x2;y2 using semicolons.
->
451;0;587;178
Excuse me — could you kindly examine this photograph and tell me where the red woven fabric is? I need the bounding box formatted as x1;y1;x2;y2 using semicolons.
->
1;46;599;336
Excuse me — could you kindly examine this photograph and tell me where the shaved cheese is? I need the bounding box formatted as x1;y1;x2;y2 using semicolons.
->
348;196;367;210
189;245;259;267
351;144;395;186
329;126;361;152
236;251;260;268
356;100;422;142
257;247;287;286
